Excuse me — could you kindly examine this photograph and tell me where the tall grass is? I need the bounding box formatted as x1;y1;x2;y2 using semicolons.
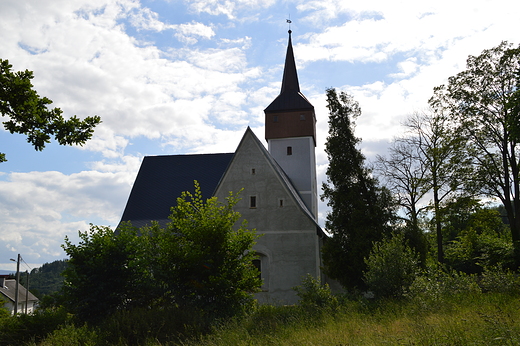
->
187;293;520;346
3;268;520;346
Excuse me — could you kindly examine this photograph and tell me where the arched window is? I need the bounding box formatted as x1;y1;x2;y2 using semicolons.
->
254;252;269;291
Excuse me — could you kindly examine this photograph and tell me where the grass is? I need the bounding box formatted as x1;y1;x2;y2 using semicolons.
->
184;293;520;346
3;292;520;345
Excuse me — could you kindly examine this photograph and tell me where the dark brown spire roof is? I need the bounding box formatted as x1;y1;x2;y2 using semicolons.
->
264;30;314;113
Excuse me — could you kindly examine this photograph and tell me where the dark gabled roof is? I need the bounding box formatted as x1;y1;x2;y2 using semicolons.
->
264;30;314;113
0;279;39;303
119;153;234;229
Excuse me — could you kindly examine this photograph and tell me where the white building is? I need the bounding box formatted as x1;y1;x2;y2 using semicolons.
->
0;275;39;315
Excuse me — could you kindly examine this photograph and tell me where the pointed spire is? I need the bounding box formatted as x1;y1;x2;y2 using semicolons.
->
280;30;300;93
264;30;313;113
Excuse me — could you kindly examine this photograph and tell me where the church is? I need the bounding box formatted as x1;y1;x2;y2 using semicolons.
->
119;31;330;304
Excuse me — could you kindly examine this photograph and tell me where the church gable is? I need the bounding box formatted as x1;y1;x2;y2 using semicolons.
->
214;127;317;232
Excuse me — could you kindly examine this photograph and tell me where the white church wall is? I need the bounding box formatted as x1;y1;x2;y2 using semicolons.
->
215;129;321;305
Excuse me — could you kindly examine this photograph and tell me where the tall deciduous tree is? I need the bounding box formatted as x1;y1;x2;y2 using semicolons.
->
376;135;429;263
429;41;520;266
0;59;101;162
321;88;395;290
401;111;471;263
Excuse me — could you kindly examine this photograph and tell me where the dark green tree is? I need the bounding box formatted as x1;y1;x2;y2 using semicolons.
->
442;199;513;273
61;224;148;323
321;88;396;290
0;59;101;162
145;182;261;317
364;232;420;299
429;41;520;266
61;182;260;323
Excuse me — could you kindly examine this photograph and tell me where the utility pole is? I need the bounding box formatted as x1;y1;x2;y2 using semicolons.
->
25;270;29;314
13;254;20;315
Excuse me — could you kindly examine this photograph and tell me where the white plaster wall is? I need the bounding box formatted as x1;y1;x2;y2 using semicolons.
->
268;136;318;219
215;130;321;305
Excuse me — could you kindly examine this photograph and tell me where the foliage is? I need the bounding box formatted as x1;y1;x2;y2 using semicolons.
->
0;296;9;320
445;228;514;273
142;182;262;318
440;200;514;273
293;274;339;311
5;277;520;345
321;88;396;290
479;265;520;294
429;41;520;266
364;232;420;299
61;225;148;324
0;307;70;346
61;182;261;325
0;59;101;162
406;267;481;308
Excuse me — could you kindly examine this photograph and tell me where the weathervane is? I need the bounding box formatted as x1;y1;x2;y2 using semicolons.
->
286;16;292;33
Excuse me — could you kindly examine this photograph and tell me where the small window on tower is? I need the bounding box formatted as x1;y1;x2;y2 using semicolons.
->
250;196;257;208
279;199;284;207
287;146;292;155
273;116;279;123
300;114;305;120
251;168;256;175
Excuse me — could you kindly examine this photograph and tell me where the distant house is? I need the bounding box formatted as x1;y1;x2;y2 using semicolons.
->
119;31;339;304
0;275;39;315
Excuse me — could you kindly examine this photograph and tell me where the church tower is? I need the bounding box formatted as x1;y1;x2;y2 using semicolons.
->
264;30;318;219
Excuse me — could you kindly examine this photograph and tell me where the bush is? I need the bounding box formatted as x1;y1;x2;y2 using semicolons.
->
364;232;420;298
478;265;520;294
406;267;481;307
0;308;70;346
293;274;339;311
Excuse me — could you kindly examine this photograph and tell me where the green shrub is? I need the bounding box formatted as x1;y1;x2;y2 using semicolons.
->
293;274;339;311
0;308;70;346
364;232;420;299
407;267;481;307
35;324;99;346
478;265;520;294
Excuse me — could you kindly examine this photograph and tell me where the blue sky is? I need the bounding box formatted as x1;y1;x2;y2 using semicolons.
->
1;0;518;271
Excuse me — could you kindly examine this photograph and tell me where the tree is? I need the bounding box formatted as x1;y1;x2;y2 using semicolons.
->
0;59;101;162
364;232;420;299
429;41;520;266
61;224;148;323
376;135;429;263
321;88;396;290
61;182;261;323
442;199;514;273
142;182;261;317
401;111;472;263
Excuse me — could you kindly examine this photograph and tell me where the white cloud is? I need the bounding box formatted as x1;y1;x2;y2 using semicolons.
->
186;0;277;20
0;169;132;262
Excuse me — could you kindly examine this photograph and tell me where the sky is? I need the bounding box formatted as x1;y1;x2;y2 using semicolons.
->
0;0;518;272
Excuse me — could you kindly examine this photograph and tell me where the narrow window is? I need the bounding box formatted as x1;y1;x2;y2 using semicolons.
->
251;168;256;175
287;146;292;155
279;199;284;207
273;116;279;123
250;196;257;208
252;259;261;279
300;114;305;120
